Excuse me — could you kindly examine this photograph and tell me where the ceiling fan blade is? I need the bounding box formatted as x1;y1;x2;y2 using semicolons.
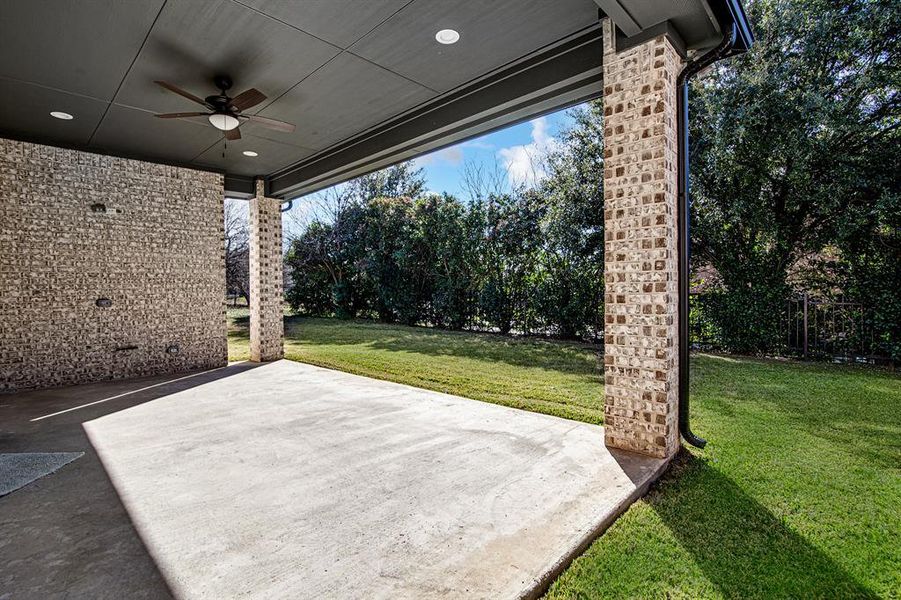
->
225;127;242;141
229;88;267;111
154;112;209;119
246;114;296;133
154;80;209;107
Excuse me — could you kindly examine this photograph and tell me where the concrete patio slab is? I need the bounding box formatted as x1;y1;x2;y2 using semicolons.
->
1;360;667;599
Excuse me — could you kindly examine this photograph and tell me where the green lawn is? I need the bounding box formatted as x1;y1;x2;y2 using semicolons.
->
229;313;605;423
229;315;901;598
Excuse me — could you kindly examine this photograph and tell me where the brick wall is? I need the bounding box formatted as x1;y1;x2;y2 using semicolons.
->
601;20;682;458
0;138;227;392
249;180;283;362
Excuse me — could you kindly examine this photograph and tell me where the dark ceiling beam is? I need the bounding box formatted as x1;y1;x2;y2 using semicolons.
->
266;26;604;199
591;0;642;36
616;21;687;57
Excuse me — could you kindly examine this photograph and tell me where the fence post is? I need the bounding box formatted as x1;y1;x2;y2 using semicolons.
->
803;292;809;358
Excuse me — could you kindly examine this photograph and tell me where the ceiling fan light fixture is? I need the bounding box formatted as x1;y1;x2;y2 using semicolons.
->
154;79;293;134
208;112;240;131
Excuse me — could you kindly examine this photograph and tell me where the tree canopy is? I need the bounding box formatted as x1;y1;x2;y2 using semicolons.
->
691;0;900;352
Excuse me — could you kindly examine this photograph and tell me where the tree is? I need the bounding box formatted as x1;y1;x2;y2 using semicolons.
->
357;196;420;323
414;194;483;329
346;162;426;203
690;0;901;352
286;220;351;316
285;164;427;319
478;192;544;334
533;102;606;339
833;164;901;360
224;199;249;305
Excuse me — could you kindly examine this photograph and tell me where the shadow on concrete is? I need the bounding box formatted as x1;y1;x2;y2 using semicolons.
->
607;447;670;487
0;363;261;598
650;451;879;599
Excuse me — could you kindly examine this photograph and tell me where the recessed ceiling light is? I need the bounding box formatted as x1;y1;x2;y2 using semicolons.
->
435;29;460;45
242;150;258;157
50;111;74;120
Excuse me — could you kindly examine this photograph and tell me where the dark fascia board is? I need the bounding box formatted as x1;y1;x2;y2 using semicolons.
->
614;1;751;57
274;85;602;200
224;174;255;198
599;0;751;55
713;0;754;51
266;26;604;199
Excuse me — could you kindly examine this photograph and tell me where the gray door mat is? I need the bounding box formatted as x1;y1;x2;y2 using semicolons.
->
0;452;84;497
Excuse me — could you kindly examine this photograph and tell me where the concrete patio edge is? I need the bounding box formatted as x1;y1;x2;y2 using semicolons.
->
520;454;672;600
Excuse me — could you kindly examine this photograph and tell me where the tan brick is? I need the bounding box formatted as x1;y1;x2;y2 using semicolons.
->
249;180;284;362
602;19;681;459
0;138;227;392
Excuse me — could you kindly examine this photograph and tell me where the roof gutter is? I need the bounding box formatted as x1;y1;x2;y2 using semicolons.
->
677;0;752;448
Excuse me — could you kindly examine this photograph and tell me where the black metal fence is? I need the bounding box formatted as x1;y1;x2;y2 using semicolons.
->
786;293;891;364
690;292;894;365
688;293;723;350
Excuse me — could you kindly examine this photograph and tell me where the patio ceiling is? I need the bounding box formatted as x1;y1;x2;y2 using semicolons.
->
0;0;738;199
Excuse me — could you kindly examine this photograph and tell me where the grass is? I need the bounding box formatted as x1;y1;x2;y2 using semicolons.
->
229;315;901;598
229;313;605;423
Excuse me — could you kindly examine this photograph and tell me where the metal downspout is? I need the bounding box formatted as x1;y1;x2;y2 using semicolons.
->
677;23;738;448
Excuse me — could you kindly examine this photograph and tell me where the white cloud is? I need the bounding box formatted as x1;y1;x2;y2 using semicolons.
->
412;144;464;168
460;139;496;151
497;117;559;187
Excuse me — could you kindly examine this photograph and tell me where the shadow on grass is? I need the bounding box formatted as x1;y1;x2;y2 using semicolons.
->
695;356;901;472
281;316;602;375
779;374;898;473
653;452;879;599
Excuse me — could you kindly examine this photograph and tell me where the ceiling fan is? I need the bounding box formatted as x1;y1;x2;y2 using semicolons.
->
153;75;295;140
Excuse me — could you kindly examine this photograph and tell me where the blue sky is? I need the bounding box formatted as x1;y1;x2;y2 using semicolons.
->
412;107;575;198
281;105;578;237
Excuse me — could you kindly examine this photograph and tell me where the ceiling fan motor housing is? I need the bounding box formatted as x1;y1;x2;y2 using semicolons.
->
205;94;233;110
213;74;233;92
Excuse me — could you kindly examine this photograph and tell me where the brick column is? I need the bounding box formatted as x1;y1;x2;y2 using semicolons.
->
249;179;284;362
602;19;681;458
